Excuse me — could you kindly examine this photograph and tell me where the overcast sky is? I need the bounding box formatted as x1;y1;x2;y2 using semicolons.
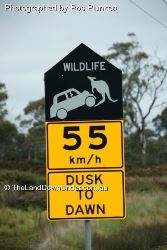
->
0;0;167;122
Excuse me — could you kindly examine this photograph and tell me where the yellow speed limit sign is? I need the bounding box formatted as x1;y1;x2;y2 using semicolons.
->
46;120;124;170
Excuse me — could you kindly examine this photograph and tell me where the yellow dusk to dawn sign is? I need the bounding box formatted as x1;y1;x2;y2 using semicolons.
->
48;171;125;219
44;44;126;220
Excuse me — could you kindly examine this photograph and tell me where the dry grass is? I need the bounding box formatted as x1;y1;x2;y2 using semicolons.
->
0;208;39;250
32;186;167;250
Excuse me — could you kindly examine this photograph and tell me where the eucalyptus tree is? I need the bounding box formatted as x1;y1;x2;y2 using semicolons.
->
104;34;167;164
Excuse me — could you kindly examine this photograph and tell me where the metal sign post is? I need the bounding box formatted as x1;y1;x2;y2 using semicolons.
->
85;220;91;250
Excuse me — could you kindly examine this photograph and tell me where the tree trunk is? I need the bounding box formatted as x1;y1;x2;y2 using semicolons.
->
139;131;146;166
28;148;31;161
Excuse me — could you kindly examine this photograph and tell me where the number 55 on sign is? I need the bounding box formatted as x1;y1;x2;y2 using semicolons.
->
46;120;124;170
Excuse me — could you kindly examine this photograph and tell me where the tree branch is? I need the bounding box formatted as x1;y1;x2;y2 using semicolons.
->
143;70;167;120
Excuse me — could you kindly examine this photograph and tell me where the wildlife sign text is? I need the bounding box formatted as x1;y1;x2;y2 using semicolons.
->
44;43;122;121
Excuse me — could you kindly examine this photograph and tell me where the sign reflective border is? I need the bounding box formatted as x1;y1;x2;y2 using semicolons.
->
47;170;125;220
46;120;124;170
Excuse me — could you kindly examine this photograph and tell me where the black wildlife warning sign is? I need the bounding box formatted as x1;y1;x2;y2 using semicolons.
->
44;43;122;121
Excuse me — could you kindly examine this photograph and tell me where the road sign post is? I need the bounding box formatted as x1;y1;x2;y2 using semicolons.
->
85;220;91;250
44;43;126;249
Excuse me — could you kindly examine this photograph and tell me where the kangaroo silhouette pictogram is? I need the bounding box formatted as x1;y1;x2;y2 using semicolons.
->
87;76;118;107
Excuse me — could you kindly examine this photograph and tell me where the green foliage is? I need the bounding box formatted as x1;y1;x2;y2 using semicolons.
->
0;208;39;250
0;160;45;174
126;164;167;177
21;97;45;128
0;120;17;141
146;136;167;165
1;189;46;210
153;106;167;136
18;98;45;162
0;82;8;119
125;128;167;166
92;224;167;250
0;170;45;210
0;169;44;185
125;133;142;166
0;120;21;160
126;176;167;193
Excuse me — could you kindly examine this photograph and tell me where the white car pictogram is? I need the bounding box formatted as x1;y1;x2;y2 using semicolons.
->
50;88;96;119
